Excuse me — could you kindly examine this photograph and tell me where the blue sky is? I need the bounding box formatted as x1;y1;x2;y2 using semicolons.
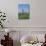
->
18;4;30;12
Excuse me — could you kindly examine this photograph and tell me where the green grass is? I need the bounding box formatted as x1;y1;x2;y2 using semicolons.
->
18;12;30;19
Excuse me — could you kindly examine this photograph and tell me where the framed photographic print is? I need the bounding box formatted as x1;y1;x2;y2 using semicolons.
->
18;4;30;19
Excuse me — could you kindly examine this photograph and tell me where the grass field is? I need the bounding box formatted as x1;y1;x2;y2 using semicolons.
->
18;12;30;19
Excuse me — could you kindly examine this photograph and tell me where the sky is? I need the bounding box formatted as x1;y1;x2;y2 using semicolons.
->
18;4;30;13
